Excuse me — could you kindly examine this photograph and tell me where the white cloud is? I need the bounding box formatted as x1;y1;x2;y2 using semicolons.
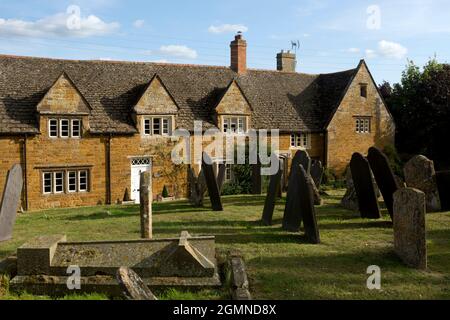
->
365;49;377;59
347;47;361;54
377;40;408;59
159;45;197;59
208;24;248;34
133;19;145;28
0;12;119;38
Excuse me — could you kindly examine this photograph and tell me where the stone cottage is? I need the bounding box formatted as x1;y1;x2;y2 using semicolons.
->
0;34;395;211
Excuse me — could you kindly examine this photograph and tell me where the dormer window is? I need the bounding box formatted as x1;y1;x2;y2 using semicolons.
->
49;118;82;138
143;116;172;136
222;116;247;134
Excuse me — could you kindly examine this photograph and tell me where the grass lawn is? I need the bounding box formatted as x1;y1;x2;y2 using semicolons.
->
1;190;449;300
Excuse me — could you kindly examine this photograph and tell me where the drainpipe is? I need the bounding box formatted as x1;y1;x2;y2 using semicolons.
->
21;134;28;211
106;134;112;205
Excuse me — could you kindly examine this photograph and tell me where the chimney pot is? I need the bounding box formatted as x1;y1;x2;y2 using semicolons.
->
230;33;247;74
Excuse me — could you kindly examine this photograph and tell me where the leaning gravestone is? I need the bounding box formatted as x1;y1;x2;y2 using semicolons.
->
261;154;283;226
282;151;308;232
298;150;312;174
202;153;223;211
367;147;399;220
404;155;441;212
298;165;320;244
216;163;226;193
251;158;262;195
139;171;152;239
310;160;324;189
350;153;381;219
393;188;427;269
116;266;158;300
436;170;450;212
341;167;359;211
0;164;23;242
188;168;207;207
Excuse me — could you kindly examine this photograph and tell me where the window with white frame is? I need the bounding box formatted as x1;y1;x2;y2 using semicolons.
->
222;116;247;134
290;133;310;149
355;117;371;133
49;119;82;138
143;116;172;136
42;169;90;195
71;119;81;137
225;164;233;181
49;119;58;137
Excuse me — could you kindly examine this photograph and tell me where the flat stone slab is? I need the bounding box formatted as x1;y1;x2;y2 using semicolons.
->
11;231;221;297
367;147;399;220
393;188;427;269
0;164;23;242
350;153;381;219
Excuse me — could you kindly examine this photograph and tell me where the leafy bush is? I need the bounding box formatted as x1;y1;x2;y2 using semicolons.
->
221;182;243;196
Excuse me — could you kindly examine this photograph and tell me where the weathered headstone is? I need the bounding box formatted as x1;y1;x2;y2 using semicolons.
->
393;188;427;269
0;164;23;242
202;153;223;211
436;170;450;212
298;165;321;244
404;155;441;212
350;153;381;219
116;266;158;300
282;151;308;231
341;167;359;211
188;167;207;207
367;147;399;219
310;160;324;188
261;154;283;226
307;172;323;206
216;163;226;193
139;171;152;239
298;150;311;174
251;158;262;195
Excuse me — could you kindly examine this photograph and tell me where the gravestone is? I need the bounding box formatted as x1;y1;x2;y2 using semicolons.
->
0;164;23;242
251;158;262;195
404;155;441;212
216;163;226;193
367;147;399;219
139;171;152;239
116;266;158;300
310;160;324;188
350;153;381;219
282;151;308;231
298;150;311;174
436;171;450;212
188;168;207;207
307;172;323;206
298;165;321;244
393;188;427;269
202;153;223;211
341;167;359;211
261;154;283;226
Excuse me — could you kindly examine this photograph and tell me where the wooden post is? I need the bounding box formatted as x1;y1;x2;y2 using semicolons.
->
139;171;152;239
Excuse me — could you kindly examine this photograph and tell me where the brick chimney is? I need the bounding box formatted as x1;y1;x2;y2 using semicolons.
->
277;50;297;72
230;32;247;74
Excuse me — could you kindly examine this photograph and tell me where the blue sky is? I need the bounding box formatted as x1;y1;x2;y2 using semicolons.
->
0;0;449;84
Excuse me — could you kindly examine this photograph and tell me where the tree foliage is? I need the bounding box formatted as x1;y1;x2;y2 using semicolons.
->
380;58;450;167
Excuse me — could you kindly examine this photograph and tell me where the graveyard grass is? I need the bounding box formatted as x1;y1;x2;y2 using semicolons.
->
1;190;449;300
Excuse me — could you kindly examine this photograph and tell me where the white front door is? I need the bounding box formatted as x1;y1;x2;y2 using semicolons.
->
130;158;151;204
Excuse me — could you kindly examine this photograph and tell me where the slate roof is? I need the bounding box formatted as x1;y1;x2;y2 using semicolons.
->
0;54;358;135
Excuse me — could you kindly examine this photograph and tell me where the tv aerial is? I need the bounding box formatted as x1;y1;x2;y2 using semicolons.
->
291;40;300;53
